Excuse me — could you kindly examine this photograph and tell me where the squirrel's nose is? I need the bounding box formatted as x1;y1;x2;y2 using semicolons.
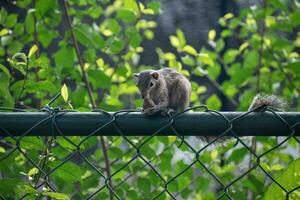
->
141;95;145;99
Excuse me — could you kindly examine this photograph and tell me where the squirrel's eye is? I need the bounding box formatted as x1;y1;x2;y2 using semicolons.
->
149;82;154;87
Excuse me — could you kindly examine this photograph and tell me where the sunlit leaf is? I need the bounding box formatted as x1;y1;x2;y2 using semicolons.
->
183;45;197;56
198;53;213;66
28;44;38;58
61;84;68;102
170;35;180;48
28;168;39;177
208;29;216;41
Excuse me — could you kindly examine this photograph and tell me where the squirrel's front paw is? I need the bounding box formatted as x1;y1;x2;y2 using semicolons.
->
161;108;175;116
142;107;159;116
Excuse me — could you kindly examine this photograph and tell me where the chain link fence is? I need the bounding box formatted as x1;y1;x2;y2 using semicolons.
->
0;102;299;200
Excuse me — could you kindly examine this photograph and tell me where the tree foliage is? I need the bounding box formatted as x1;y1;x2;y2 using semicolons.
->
0;0;299;199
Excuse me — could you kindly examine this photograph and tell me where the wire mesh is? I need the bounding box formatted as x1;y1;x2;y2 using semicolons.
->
0;102;299;200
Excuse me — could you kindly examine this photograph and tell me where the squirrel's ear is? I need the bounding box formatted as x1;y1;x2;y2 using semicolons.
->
133;73;139;82
151;72;159;80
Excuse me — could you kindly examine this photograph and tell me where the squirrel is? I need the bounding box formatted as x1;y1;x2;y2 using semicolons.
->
134;68;286;142
134;68;191;116
134;68;286;115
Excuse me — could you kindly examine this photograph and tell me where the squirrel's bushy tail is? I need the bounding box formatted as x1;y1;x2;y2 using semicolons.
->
248;94;287;111
198;94;287;143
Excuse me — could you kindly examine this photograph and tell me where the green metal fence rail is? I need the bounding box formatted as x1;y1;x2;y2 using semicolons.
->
1;112;300;137
0;106;299;199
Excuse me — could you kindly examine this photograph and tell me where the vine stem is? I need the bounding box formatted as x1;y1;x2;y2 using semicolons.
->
61;1;113;199
61;0;96;107
255;0;267;94
17;56;29;101
247;0;267;199
33;0;42;108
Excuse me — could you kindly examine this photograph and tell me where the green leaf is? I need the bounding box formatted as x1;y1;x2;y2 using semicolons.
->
11;80;56;94
140;143;156;159
147;1;161;14
12;52;27;64
20;137;45;151
55;137;80;150
181;55;195;66
0;178;19;195
168;179;179;193
96;58;105;68
123;0;140;15
290;11;300;26
25;11;34;34
223;13;234;19
208;29;216;41
270;164;284;171
176;29;186;47
37;24;57;48
87;6;103;19
5;14;18;28
0;64;11;78
42;192;70;200
51;161;81;183
183;45;197;56
194;66;208;76
126;27;142;48
206;94;222;110
243;50;259;69
239;42;249;52
162;52;176;60
89;69;111;89
0;76;14;108
264;157;300;200
223;49;239;64
28;44;38;58
0;28;9;36
109;39;125;54
228;148;248;164
116;9;136;22
28;167;39;177
197;53;213;66
13;23;24;37
0;7;8;24
61;84;68;102
109;147;123;159
106;19;120;35
216;39;225;52
0;179;36;197
286;61;300;74
26;80;56;93
169;35;180;48
137;177;151;194
74;25;95;48
53;45;74;69
36;0;57;16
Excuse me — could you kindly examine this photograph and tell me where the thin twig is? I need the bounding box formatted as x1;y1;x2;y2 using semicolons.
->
61;1;113;199
246;1;267;199
255;0;267;93
33;0;41;108
17;57;29;101
33;136;54;188
61;0;96;108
